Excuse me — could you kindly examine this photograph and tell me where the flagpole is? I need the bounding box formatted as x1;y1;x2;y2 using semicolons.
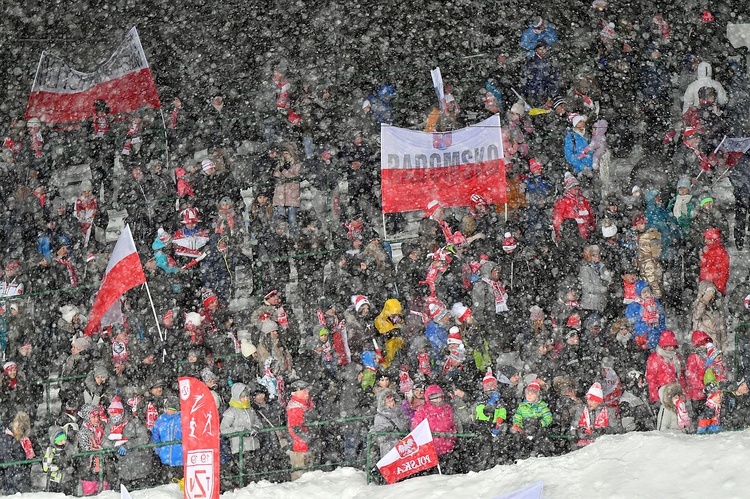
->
159;108;170;170
143;280;165;342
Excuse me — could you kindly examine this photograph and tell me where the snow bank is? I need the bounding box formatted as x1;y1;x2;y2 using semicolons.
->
8;430;750;499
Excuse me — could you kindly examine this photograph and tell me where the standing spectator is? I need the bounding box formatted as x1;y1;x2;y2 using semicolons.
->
286;379;315;481
552;173;596;241
692;281;727;352
74;179;97;247
151;396;184;484
372;388;409;462
412;385;457;459
272;143;302;239
76;404;109;495
578;245;612;317
646;331;686;407
520;17;559;58
682;62;728;113
0;411;33;494
656;382;692;432
564;115;595;175
699;228;730;297
220;383;262;479
572;382;622;447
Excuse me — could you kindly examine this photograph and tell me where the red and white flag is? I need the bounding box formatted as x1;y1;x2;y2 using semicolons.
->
179;377;220;499
376;419;439;484
25;27;161;124
717;137;750;166
381;114;506;213
84;225;146;336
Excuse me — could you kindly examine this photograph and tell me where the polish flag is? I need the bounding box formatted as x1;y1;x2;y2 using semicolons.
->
716;136;750;167
376;419;439;484
84;225;146;336
381;114;505;214
25;27;161;124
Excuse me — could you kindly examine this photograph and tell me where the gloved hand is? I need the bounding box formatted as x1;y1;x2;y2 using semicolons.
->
117;446;128;456
250;428;258;437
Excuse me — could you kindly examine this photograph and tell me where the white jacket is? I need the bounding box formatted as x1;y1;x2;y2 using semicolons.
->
682;62;728;113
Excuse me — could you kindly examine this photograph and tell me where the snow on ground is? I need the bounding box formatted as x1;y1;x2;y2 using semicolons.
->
8;429;750;499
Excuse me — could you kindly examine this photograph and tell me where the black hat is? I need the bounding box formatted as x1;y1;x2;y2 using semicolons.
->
290;380;311;391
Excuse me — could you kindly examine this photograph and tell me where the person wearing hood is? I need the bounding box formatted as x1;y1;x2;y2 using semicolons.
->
76;404;109;494
552;173;596;241
83;364;112;408
371;387;409;464
618;370;655;433
692;281;727;352
374;298;405;369
256;319;294;378
220;383;262;478
151;396;184;482
656;381;691;432
625;280;666;350
646;330;686;408
699;228;730;298
643;188;681;261
286;379;315;481
572;382;622;447
43;424;76;493
564;114;595;175
682;61;728;114
520;17;559;58
413;384;457;457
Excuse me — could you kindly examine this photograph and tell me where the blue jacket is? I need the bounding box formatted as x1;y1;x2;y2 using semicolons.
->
625;281;666;349
644;189;681;253
522;55;561;107
152;412;183;466
564;130;594;173
425;321;448;360
520;23;558;57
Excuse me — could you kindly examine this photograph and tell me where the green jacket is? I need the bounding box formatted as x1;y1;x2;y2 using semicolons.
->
474;404;507;425
512;399;552;428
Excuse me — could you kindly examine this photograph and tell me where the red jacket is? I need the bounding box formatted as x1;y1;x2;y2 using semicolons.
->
552;191;596;240
646;350;686;402
412;401;456;455
685;352;707;401
700;243;729;295
286;393;314;452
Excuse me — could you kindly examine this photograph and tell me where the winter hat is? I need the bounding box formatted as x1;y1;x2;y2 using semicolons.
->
483;368;498;390
552;96;567;109
361;99;371;110
570;114;586;128
497;365;520;382
184;312;203;329
260;319;279;335
701;10;714;23
450;302;472;323
565;327;580;340
502;232;518;251
60;305;78;323
201;367;218;383
659;330;679;348
691;330;713;348
5;261;20;274
529;305;545;322
700;195;714;207
240;338;257;358
602;219;618;238
351;294;370;313
263;289;279;301
566;314;582;330
163;310;174;323
165;396;180;411
318;327;330;338
157;228;172;244
470;193;487;210
290;379;311;392
529;157;544;174
426;299;449;322
706;343;721;361
80;179;93;192
201;288;218;308
591;0;607;8
3;361;17;374
447;326;463;345
563;172;579;191
181;207;201;224
525;379;542;393
532;17;544;28
600;22;616;39
423;199;440;219
683;126;698;138
586;382;604;403
632;212;647;227
107;397;124;415
510;101;526;115
201;159;216;172
93;365;109;379
676;176;692;190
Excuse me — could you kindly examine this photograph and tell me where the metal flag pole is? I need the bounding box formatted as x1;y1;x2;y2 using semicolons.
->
159;108;171;170
143;279;165;343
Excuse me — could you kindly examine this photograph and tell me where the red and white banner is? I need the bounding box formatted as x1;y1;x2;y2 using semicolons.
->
84;225;146;336
717;136;750;166
179;377;220;499
25;27;161;124
380;114;505;213
376;419;439;484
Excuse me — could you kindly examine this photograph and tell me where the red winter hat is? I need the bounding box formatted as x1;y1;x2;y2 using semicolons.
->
450;302;472;323
529;157;544;174
202;288;218;309
107;396;124;415
632;212;647;227
701;10;714;23
526;379;542;393
566;314;582;330
426;299;448;322
706;343;720;360
351;294;370;313
586;382;604;403
691;330;713;348
447;326;463;345
483;368;498;389
659;330;679;348
264;289;279;301
502;232;518;251
683;126;698;138
163;310;174;323
181;207;201;224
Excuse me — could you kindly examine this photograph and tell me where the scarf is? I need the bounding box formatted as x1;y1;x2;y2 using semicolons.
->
54;257;79;287
276;305;288;329
417;351;432;376
321;340;335;363
481;277;508;313
30;130;44;157
229;399;251;409
675;396;691;429
657;346;683;380
7;377;17;390
275;79;291;110
3;136;21;154
146;402;159;430
639;297;658;324
578;406;609;433
623;280;637;304
167;107;179;129
93;116;110;137
706;397;721;425
672;194;692;220
684;140;711;172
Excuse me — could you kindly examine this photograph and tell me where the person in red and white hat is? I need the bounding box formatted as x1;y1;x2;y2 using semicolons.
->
172;207;209;258
424;296;452;360
572;381;622;446
551;171;596;241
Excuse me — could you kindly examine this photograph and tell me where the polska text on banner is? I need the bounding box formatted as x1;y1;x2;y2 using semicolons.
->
376;419;439;484
25;27;161;124
380;114;506;213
